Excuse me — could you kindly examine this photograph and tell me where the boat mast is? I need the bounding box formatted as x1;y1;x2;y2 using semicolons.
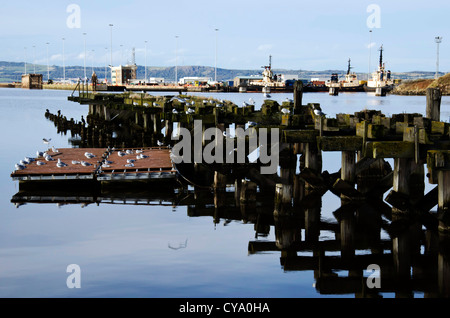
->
379;45;383;68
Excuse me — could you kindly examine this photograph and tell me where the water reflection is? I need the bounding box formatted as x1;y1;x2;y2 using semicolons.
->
10;95;450;298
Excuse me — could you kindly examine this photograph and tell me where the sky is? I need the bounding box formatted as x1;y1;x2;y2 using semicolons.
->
0;0;448;73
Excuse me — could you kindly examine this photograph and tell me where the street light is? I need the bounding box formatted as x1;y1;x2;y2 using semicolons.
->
109;24;114;83
175;35;179;85
145;40;148;84
32;45;36;74
62;38;66;82
24;47;27;74
46;42;50;81
83;32;87;81
435;36;443;79
215;28;219;82
368;29;373;82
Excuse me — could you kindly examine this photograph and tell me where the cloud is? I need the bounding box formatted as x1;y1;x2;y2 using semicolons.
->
257;44;273;51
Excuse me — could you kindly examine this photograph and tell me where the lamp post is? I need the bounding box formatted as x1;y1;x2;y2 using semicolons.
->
62;38;66;82
435;36;443;79
145;40;148;84
105;47;108;83
91;49;95;75
46;42;50;81
109;24;113;82
83;32;87;81
215;28;219;82
24;47;27;74
368;29;372;82
33;45;36;74
175;35;179;85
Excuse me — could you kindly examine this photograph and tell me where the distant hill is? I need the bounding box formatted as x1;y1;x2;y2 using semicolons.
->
0;61;444;84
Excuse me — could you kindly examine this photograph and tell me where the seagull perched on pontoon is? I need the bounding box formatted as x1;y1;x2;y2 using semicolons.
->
81;161;92;166
36;161;46;166
56;158;68;168
15;163;26;171
157;140;164;146
84;152;95;159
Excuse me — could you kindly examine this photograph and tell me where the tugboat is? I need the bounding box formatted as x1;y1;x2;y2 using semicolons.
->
325;58;365;92
340;58;365;92
365;45;394;94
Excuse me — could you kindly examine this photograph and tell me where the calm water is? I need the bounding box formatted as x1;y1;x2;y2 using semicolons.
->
0;88;449;298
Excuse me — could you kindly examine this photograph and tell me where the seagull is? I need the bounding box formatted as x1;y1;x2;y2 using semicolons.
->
314;109;326;116
216;104;224;108
80;161;92;166
157;140;164;146
126;149;134;155
117;151;127;157
44;154;54;161
124;163;135;167
43;138;51;145
15;163;26;170
153;102;159;107
36;161;46;166
56;158;68;168
136;153;148;159
143;102;149;106
127;159;135;164
133;101;138;106
36;151;45;157
135;149;143;154
104;160;113;164
242;101;249;107
24;157;34;164
72;160;81;165
52;146;59;153
285;98;293;103
102;164;111;168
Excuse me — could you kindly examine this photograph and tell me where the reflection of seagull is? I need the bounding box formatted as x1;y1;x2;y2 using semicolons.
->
247;121;257;127
172;108;178;114
285;98;293;103
264;93;271;98
281;108;290;114
186;108;195;114
248;98;255;105
168;239;188;250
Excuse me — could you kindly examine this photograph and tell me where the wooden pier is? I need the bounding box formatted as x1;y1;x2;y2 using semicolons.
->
10;81;450;297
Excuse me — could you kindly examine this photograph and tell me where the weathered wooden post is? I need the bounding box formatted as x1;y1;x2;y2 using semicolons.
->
293;80;303;114
426;87;441;121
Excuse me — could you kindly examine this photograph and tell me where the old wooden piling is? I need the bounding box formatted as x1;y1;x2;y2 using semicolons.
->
426;87;442;121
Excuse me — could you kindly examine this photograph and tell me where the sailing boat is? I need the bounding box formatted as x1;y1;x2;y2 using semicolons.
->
365;45;394;92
